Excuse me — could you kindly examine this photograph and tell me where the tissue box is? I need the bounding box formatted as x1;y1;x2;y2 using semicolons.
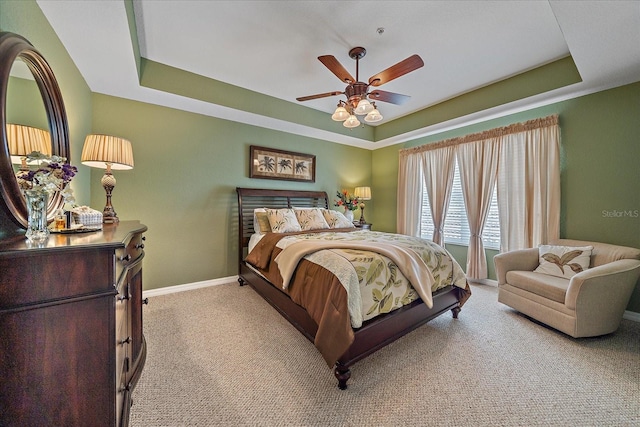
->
71;206;103;227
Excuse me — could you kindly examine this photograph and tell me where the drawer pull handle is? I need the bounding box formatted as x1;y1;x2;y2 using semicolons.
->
120;336;131;345
142;298;149;305
135;243;145;249
120;254;131;262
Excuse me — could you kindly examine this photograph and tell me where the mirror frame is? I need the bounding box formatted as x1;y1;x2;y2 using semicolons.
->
0;31;70;228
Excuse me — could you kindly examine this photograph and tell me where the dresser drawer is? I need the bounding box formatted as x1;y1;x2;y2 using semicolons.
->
115;332;128;427
115;232;145;284
0;249;114;308
115;287;128;339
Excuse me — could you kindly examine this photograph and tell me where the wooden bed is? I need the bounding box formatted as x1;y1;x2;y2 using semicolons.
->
236;187;466;389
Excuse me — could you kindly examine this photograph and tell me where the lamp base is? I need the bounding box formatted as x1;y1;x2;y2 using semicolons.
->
359;206;366;224
101;171;119;224
102;207;119;224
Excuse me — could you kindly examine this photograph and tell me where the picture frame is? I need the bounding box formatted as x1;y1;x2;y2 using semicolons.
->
249;145;316;182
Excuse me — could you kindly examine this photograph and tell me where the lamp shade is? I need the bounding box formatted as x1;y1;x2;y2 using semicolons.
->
364;107;383;123
343;115;361;128
7;124;51;164
354;186;371;200
331;106;350;121
354;98;374;115
81;134;134;170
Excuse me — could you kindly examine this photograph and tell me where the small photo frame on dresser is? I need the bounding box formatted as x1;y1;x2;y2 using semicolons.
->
250;145;315;182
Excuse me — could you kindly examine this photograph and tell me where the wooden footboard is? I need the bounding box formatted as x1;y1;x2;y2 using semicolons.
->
236;187;463;389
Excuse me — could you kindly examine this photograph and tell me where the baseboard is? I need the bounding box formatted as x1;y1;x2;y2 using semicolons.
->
623;310;640;322
468;278;498;286
142;275;239;298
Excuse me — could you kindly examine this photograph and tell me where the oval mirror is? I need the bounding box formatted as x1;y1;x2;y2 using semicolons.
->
0;31;70;229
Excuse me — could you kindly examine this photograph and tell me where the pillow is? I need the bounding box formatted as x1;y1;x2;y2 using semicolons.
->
534;245;593;279
322;209;356;229
253;209;272;234
265;208;302;233
294;208;329;231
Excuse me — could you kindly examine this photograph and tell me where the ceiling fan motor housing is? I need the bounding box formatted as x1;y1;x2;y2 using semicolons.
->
345;82;369;107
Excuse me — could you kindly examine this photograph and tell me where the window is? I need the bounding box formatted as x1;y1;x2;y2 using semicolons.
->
420;159;500;250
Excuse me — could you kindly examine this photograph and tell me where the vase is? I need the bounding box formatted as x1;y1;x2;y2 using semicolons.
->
344;208;354;223
25;189;50;242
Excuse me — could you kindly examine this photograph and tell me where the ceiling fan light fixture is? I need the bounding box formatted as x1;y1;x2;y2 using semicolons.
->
331;105;350;121
354;98;374;115
364;107;383;123
343;114;361;128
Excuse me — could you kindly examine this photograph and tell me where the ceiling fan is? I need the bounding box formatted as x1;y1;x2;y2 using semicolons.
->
296;47;424;127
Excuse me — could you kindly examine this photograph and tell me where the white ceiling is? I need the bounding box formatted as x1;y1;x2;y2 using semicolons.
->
37;1;640;149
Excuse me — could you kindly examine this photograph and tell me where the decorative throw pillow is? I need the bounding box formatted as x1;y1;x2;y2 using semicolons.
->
253;209;272;234
322;209;356;229
265;208;302;233
294;208;329;231
534;245;593;279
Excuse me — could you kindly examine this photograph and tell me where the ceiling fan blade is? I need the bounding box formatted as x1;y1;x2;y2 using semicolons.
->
368;54;424;87
368;90;411;105
296;91;343;102
318;55;356;84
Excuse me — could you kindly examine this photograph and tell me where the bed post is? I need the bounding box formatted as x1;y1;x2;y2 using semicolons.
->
334;363;351;390
451;306;461;318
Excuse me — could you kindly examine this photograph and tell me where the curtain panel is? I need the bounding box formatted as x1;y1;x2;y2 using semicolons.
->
397;153;424;236
397;115;560;279
456;139;499;278
421;146;456;246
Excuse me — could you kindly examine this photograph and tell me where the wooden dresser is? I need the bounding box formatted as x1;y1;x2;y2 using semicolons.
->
0;221;147;427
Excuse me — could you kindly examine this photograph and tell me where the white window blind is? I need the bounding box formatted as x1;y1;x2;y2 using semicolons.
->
420;160;500;250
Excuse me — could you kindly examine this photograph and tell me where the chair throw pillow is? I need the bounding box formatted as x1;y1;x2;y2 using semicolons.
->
265;208;302;233
534;245;593;279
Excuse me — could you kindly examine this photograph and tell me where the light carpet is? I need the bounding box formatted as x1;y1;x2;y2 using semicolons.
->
129;282;639;426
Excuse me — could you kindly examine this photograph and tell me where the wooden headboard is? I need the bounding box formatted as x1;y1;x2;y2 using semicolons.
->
236;187;329;264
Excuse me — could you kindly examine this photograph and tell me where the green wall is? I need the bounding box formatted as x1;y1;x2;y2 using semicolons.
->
1;0;93;205
6;76;48;129
372;82;640;311
90;94;371;290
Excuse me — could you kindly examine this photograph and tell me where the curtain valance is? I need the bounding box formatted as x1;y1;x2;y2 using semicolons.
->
399;115;558;157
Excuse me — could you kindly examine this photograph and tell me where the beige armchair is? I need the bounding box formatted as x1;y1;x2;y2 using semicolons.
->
494;239;640;337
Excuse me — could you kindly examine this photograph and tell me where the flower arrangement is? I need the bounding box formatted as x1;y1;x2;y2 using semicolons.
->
16;151;77;205
334;189;360;211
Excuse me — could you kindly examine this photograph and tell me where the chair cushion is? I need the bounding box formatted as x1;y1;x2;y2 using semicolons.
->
505;271;570;304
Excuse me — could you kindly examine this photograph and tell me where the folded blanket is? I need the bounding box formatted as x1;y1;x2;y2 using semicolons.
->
275;239;437;308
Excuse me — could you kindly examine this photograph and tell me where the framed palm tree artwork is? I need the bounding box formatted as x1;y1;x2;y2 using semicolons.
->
250;145;315;182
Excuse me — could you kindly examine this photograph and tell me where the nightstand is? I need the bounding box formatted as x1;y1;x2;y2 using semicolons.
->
353;222;372;230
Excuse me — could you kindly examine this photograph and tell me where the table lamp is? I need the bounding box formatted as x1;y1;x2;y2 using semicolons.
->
354;186;371;224
81;134;134;223
7;124;52;171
